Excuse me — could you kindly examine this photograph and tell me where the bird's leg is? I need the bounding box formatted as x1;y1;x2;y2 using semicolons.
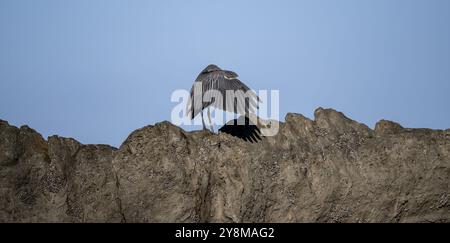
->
207;107;214;133
201;110;206;130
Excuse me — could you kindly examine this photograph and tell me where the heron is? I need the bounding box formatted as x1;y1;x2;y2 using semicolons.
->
186;64;264;132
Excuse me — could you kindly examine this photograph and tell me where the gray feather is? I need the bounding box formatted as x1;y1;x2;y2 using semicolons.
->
187;65;260;119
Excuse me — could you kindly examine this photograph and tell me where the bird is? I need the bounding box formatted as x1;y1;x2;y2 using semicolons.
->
186;64;263;132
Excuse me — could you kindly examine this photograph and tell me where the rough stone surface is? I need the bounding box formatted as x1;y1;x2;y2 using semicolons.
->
1;108;449;222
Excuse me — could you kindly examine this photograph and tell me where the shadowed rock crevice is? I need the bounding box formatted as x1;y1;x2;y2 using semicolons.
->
114;171;127;223
1;107;449;222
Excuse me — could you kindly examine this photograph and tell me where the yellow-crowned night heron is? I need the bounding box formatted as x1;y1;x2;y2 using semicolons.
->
186;64;262;132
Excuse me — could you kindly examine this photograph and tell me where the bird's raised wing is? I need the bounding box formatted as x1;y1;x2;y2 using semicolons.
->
204;71;260;116
186;81;204;119
187;70;260;119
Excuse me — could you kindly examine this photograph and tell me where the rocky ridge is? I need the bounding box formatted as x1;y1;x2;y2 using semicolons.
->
0;108;449;222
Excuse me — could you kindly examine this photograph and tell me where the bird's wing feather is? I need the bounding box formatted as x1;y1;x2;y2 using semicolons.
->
187;81;204;119
209;71;260;116
187;70;260;119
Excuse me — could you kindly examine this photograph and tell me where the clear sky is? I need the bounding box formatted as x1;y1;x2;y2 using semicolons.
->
1;0;449;147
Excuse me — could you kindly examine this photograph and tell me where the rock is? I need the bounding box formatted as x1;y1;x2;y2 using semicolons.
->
375;120;404;135
0;122;121;222
0;108;449;222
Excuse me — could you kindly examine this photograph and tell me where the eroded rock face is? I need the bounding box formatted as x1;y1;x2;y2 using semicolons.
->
0;121;121;222
1;108;449;222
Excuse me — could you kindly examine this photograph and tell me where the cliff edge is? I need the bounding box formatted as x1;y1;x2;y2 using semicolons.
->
1;108;449;222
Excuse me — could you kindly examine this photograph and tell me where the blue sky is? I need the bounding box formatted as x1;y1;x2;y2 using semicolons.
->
1;0;449;147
